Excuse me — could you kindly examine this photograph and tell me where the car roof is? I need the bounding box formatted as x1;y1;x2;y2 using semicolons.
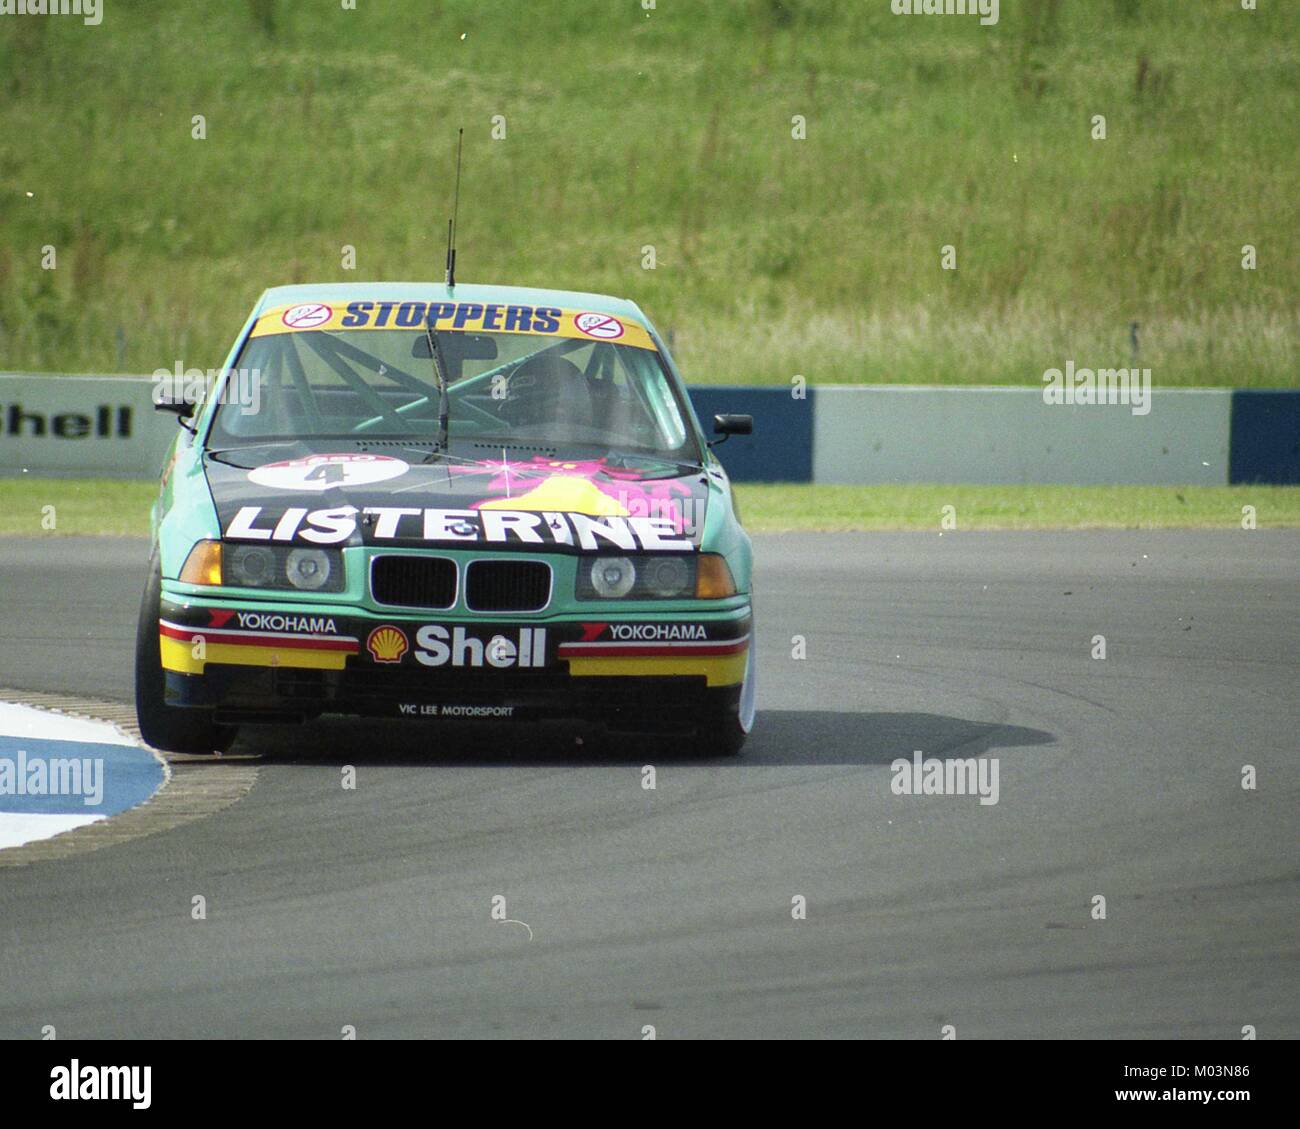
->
254;282;649;324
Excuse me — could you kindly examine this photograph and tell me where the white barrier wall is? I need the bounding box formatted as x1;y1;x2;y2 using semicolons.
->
813;386;1232;485
0;374;177;477
0;374;1239;485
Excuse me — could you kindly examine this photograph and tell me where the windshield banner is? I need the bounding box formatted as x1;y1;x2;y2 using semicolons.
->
250;301;658;351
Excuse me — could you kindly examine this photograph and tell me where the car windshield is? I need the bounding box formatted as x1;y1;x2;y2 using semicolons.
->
208;321;699;463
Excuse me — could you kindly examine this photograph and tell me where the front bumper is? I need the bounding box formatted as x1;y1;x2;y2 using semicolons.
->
158;594;750;730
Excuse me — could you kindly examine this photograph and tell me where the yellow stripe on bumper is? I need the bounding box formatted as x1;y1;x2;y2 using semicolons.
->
564;651;747;687
160;636;351;674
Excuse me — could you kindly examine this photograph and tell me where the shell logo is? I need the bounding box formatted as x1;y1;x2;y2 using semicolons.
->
367;625;409;664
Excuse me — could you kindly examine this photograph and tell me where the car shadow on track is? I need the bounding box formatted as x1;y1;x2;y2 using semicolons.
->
742;710;1054;766
231;710;1053;767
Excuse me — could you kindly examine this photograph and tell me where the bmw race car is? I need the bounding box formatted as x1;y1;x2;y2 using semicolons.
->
135;283;756;755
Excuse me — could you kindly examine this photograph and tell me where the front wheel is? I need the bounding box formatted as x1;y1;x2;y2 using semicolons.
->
694;643;755;757
134;561;237;755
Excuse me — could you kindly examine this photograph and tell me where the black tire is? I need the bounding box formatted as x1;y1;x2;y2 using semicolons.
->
693;644;755;757
134;560;237;754
694;701;748;757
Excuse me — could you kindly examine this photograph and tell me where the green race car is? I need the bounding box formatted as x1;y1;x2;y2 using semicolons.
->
135;283;756;755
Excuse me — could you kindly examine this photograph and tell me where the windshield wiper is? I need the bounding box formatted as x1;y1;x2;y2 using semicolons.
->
605;451;705;473
424;316;452;457
205;440;315;467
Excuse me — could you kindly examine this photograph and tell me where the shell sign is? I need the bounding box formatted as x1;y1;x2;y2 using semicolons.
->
367;625;409;664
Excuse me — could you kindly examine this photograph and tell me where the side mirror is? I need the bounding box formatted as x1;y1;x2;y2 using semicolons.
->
709;413;753;446
154;398;197;433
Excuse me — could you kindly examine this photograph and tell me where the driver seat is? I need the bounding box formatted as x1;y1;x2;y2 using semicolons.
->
509;354;594;429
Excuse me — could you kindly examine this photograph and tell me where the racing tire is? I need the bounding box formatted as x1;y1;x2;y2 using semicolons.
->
694;702;748;757
693;641;756;757
134;560;237;755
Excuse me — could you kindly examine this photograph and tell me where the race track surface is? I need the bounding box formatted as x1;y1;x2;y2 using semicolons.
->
0;532;1296;1038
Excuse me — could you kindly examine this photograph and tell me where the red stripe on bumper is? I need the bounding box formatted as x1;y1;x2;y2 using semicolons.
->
159;621;359;653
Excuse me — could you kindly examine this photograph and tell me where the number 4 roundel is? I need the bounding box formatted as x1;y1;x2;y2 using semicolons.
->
247;454;410;492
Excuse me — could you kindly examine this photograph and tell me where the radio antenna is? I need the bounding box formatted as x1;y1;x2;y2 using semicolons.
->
445;127;464;289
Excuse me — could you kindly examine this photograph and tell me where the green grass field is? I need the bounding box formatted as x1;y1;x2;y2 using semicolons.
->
0;1;1295;387
2;477;1295;537
734;483;1300;530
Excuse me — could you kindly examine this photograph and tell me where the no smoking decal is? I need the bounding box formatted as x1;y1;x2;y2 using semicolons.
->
248;453;409;492
281;303;333;330
574;311;624;340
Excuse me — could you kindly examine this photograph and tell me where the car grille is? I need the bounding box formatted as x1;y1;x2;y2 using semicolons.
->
370;555;457;609
464;559;551;612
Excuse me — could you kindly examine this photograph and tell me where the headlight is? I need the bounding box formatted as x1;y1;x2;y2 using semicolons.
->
641;555;692;598
576;554;737;600
178;540;345;592
228;544;278;588
286;548;332;591
588;556;636;598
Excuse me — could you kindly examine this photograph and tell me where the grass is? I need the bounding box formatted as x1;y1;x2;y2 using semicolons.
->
736;484;1300;530
0;477;156;537
2;477;1296;537
0;1;1295;387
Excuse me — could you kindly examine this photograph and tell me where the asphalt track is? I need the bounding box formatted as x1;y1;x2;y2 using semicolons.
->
0;531;1296;1039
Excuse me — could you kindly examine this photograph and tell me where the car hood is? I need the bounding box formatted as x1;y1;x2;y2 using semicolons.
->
203;442;710;553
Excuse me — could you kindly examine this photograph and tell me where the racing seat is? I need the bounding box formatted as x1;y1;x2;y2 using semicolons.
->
503;354;595;434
